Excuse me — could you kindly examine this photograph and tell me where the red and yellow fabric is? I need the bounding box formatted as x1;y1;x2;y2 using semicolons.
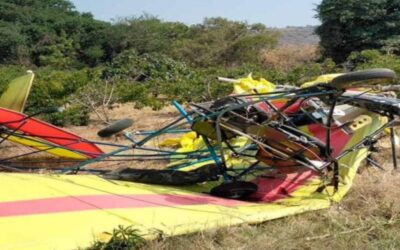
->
2;134;89;160
0;172;329;250
0;107;104;159
0;72;92;159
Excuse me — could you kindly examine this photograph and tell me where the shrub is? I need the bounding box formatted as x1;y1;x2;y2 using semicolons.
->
104;50;202;109
44;105;90;127
24;67;96;126
348;50;400;75
87;225;146;250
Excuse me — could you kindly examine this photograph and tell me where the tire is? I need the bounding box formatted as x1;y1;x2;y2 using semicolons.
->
210;181;258;199
97;118;134;137
331;68;396;89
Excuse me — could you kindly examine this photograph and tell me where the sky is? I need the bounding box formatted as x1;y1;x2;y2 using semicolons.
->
70;0;322;28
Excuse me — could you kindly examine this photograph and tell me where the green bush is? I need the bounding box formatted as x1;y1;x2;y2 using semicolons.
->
105;50;203;109
23;67;96;126
44;105;90;127
348;50;400;75
87;225;146;250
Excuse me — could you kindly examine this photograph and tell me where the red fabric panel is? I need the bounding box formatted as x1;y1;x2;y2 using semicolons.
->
0;108;104;158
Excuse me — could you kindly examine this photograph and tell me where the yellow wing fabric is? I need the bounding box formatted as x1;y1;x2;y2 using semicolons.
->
3;134;88;160
0;71;34;112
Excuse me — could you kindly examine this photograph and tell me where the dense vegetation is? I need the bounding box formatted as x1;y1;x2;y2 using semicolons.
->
0;0;284;125
0;0;400;126
316;0;400;63
0;0;279;68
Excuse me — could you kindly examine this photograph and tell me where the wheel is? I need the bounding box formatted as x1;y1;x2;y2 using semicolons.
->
331;68;396;89
97;118;134;137
210;181;258;199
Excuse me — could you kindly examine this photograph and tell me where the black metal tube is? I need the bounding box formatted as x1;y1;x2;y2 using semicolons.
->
325;94;339;191
390;126;398;170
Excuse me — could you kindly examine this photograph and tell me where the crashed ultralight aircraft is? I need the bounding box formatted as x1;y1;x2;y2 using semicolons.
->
0;68;399;249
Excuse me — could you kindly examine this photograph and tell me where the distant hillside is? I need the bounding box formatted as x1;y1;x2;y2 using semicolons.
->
274;26;319;46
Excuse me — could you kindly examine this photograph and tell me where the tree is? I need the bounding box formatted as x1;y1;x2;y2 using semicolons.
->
171;18;279;67
0;0;110;67
113;15;189;56
316;0;400;63
228;34;277;65
0;25;28;64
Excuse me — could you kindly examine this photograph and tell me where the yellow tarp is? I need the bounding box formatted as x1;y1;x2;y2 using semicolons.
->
233;74;276;94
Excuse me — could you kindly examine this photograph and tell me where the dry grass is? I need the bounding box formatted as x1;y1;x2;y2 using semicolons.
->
262;44;318;72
